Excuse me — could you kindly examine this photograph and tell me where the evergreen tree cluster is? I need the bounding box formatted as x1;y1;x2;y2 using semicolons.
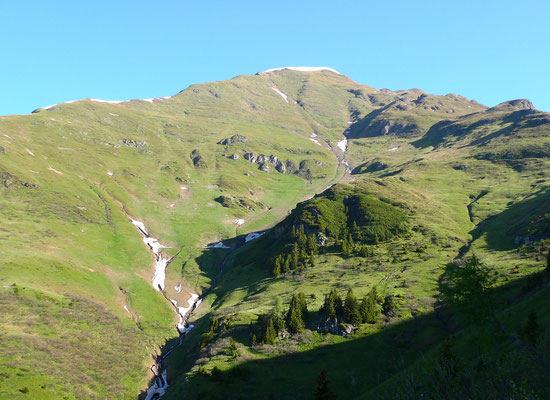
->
272;226;319;276
321;287;380;326
253;293;309;344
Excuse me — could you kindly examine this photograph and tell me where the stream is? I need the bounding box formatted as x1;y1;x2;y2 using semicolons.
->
129;218;265;399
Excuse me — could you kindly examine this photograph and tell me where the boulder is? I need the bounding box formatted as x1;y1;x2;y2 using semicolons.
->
217;134;249;145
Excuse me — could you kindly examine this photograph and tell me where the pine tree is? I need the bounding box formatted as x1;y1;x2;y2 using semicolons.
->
229;338;239;358
291;243;299;270
287;305;304;333
272;256;281;277
341;236;350;257
358;246;369;258
309;251;316;268
282;255;290;273
382;295;398;317
272;298;286;334
359;288;378;324
343;288;361;325
264;317;276;344
521;309;540;347
322;289;343;320
307;234;319;254
313;369;338;400
296;292;308;321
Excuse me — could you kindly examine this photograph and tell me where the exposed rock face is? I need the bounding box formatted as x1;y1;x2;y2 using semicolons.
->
496;99;536;111
190;149;207;168
121;138;147;147
317;318;354;336
243;152;317;178
1;171;38;189
316;232;328;246
217;134;249;145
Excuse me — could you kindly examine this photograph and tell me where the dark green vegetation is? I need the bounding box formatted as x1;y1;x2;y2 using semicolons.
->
1;68;549;399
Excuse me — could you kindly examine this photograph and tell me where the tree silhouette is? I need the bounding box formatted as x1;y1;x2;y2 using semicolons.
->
313;369;338;400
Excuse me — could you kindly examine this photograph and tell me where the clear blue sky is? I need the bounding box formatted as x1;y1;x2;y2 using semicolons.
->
2;0;549;115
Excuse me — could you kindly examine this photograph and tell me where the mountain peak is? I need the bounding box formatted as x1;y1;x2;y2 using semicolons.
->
261;66;341;74
490;99;536;112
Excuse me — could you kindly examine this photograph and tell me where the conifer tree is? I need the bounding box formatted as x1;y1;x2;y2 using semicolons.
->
291;243;299;270
382;295;398;317
313;369;338;400
272;256;281;277
521;309;540;347
287;305;304;333
307;234;319;254
296;292;308;321
343;288;361;325
341;236;350;257
359;287;378;324
322;289;343;320
309;252;316;268
229;338;239;359
264;317;276;344
272;298;286;334
282;255;290;273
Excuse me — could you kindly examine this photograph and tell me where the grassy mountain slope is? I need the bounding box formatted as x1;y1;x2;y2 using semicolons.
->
1;69;548;399
160;91;550;398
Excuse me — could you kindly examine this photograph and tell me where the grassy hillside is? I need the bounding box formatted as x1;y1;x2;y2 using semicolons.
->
1;68;548;399
159;90;550;399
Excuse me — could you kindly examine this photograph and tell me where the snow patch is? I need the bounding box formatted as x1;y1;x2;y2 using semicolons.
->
90;98;126;104
245;232;265;242
143;237;167;256
269;86;289;103
264;66;341;74
337;138;348;152
176;293;200;332
107;171;113;176
43;100;77;110
129;217;169;291
310;138;322;146
233;219;245;226
130;218;148;236
145;369;168;400
208;242;230;249
388;146;399;152
174;284;182;293
26;148;34;156
310;132;317;138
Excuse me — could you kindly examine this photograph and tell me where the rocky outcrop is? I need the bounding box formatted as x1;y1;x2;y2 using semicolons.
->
121;138;147;147
217;134;249;145
1;171;38;189
191;149;207;168
243;152;318;179
317;317;354;336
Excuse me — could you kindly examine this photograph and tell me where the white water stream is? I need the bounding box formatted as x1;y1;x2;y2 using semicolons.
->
129;217;200;400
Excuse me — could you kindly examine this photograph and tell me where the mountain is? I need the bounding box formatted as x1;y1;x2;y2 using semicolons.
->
0;68;549;399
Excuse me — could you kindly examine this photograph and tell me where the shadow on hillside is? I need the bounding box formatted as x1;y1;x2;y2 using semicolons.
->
171;261;549;400
411;109;538;149
460;187;550;255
